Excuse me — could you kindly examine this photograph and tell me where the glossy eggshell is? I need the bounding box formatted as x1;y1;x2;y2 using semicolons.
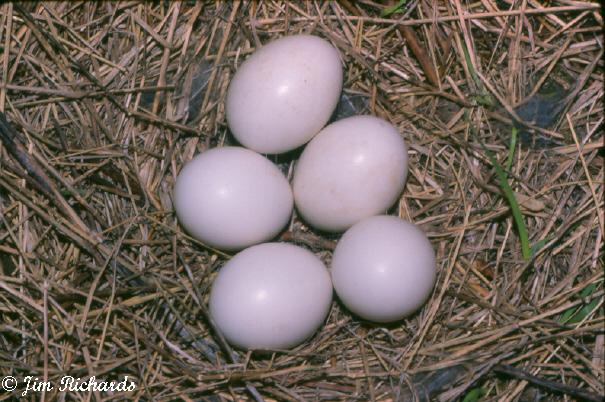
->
292;116;408;232
209;243;333;350
331;215;436;323
226;35;343;154
173;147;293;250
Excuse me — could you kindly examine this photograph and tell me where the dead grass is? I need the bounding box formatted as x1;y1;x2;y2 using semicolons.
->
0;1;603;401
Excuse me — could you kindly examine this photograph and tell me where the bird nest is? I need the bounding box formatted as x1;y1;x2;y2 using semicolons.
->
0;2;603;401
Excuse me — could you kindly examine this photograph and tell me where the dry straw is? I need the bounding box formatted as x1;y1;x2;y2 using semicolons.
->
0;1;602;401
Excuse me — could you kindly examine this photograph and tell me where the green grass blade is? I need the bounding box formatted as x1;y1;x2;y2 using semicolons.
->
462;387;485;402
381;0;408;17
559;306;579;324
559;283;601;324
530;236;551;257
568;297;601;324
461;41;480;87
461;42;495;107
506;127;518;172
481;143;531;260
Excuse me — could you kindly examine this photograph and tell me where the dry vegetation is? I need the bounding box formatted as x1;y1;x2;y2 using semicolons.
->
0;1;603;401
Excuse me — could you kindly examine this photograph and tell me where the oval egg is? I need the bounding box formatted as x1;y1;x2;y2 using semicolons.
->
209;243;333;350
226;35;343;154
331;215;436;323
293;115;408;232
173;147;293;250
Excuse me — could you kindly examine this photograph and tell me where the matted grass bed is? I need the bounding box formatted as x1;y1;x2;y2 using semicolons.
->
0;1;603;401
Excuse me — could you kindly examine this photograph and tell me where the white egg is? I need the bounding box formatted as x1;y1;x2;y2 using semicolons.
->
293;116;408;232
331;215;436;323
173;147;293;250
226;35;343;154
209;243;333;350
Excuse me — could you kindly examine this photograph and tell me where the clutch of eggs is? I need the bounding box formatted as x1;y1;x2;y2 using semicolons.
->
171;34;437;350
